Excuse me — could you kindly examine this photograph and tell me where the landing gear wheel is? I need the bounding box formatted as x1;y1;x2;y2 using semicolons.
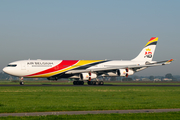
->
73;81;77;85
20;81;24;85
96;81;99;85
100;81;104;85
98;81;101;85
93;81;96;85
19;77;24;85
88;81;92;85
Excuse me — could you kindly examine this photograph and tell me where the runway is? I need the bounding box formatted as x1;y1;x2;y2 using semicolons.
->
0;84;180;87
0;109;180;117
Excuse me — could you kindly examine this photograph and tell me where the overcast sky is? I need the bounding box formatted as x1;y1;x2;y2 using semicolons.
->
0;0;179;76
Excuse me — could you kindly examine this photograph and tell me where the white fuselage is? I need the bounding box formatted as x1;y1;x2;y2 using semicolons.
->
3;60;146;78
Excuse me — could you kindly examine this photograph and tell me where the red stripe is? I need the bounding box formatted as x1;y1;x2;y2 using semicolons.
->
168;59;173;62
26;60;79;77
149;37;156;41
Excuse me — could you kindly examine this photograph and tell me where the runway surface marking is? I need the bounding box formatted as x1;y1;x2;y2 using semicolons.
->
0;109;180;117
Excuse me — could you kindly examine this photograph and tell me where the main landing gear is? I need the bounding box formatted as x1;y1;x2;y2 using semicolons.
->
87;81;104;85
73;81;104;85
19;77;24;85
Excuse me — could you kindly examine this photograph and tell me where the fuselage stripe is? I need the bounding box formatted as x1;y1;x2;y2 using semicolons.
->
25;60;104;78
25;60;79;77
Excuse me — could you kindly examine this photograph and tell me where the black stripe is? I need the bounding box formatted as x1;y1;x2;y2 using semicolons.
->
146;42;157;47
49;60;111;78
74;60;110;70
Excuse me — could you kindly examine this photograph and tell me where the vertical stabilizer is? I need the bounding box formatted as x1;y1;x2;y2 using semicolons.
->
131;37;158;61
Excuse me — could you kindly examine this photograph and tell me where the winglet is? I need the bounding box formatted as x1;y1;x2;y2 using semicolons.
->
164;59;174;65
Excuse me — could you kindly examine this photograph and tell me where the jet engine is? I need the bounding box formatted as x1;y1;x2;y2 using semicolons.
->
104;68;134;77
118;68;134;77
79;72;97;81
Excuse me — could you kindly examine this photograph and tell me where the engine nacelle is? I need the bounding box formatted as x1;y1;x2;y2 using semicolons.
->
79;72;97;81
90;73;97;79
102;69;134;77
118;69;134;77
80;73;89;80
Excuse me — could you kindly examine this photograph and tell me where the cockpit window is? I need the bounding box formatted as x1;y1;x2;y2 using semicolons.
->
7;64;17;67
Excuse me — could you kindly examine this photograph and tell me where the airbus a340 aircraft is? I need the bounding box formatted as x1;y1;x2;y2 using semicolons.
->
3;37;173;85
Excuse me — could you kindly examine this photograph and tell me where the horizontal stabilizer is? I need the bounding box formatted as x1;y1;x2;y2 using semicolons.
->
163;59;174;65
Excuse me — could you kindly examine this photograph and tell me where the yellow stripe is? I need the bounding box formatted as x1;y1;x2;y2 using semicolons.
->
28;60;104;78
145;37;158;47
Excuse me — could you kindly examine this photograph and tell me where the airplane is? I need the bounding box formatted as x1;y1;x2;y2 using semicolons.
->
3;37;173;85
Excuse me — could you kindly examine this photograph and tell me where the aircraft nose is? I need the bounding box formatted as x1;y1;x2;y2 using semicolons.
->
3;66;20;76
3;67;14;75
3;67;8;73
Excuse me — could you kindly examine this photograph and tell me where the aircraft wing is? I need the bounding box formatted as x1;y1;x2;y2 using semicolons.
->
65;59;174;74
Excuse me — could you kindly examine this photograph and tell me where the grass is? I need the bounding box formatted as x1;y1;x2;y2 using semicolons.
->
1;112;180;120
0;86;180;113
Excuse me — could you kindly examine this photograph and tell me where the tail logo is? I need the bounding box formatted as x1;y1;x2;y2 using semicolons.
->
144;48;152;58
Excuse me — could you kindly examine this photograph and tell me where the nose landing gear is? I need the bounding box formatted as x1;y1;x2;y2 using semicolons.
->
19;77;24;85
